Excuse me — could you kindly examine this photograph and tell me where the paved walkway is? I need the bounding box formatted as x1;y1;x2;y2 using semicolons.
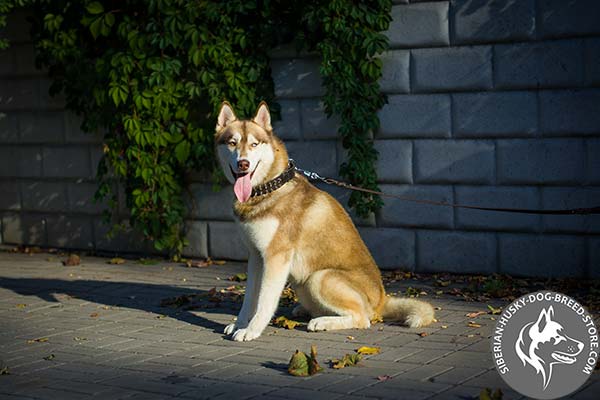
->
0;252;597;400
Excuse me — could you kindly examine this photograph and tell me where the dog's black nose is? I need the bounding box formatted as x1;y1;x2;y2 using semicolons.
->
237;159;250;172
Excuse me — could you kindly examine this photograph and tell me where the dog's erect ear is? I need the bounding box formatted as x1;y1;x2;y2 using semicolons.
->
216;101;237;131
535;307;552;333
252;101;272;132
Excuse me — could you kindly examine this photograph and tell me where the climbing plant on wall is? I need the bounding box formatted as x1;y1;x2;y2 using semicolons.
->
0;0;392;255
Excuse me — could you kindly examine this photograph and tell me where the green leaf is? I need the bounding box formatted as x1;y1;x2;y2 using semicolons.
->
86;2;104;15
174;140;190;163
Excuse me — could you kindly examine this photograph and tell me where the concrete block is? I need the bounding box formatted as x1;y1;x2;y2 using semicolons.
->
0;181;20;210
182;220;208;258
541;187;600;233
93;219;150;253
46;215;94;249
497;139;584;184
0;145;42;177
19;111;65;143
188;183;235;221
90;145;104;178
377;94;451;138
590;237;600;278
455;186;540;232
414;139;495;184
0;10;31;43
38;78;66;109
13;44;42;76
539;90;600;136
271;58;324;98
1;213;47;246
499;233;585;278
300;99;340;140
450;0;535;44
21;181;67;212
374;140;412;183
377;184;453;229
65;112;103;144
584;38;600;86
453;92;537;137
0;79;39;110
538;0;600;39
417;230;496;274
358;227;415;270
0;112;19;142
287;140;338;178
494;40;583;89
379;51;410;93
587;139;600;184
0;47;15;75
68;182;106;214
272;100;301;140
411;46;492;92
43;146;92;178
208;221;248;260
388;2;449;47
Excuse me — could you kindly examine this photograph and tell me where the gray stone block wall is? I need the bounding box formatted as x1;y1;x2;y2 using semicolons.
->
2;2;600;278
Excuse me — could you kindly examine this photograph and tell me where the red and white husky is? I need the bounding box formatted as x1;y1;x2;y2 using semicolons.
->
214;101;434;341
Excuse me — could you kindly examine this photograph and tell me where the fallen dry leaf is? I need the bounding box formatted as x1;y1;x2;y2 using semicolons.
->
331;353;362;369
346;336;355;341
108;257;126;265
27;337;49;344
62;254;81;266
43;354;55;361
73;337;87;341
418;332;429;337
466;311;487;318
487;305;502;315
15;304;26;309
229;273;248;282
89;312;99;318
479;387;503;400
468;322;482;328
441;325;448;329
0;366;9;375
370;314;384;324
356;346;380;355
273;316;301;330
287;345;323;377
377;375;392;382
185;257;226;268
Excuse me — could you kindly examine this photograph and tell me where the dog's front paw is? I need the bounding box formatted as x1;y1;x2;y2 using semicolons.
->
224;323;237;335
231;328;261;342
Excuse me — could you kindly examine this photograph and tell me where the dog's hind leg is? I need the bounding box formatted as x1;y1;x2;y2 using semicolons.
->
304;270;372;332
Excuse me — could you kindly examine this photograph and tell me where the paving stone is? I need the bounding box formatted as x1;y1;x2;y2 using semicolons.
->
450;0;535;44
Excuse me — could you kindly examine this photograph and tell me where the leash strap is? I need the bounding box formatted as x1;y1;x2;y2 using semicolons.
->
293;163;600;216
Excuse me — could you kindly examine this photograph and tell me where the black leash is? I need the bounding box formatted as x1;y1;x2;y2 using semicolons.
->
293;163;600;216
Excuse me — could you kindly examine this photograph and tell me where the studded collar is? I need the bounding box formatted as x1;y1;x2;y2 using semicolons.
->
250;160;296;198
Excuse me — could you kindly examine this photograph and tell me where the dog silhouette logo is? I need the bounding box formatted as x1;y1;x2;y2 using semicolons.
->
491;292;597;400
515;306;584;390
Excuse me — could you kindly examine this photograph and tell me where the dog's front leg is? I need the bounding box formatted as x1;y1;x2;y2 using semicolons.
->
231;252;291;342
224;249;261;335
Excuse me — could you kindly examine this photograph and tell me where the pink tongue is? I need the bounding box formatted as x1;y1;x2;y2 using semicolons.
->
234;173;253;203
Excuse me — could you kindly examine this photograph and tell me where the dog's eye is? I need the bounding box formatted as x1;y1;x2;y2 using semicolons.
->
250;142;259;148
228;140;236;146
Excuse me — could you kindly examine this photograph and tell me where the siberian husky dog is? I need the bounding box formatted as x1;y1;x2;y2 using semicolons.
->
215;101;434;341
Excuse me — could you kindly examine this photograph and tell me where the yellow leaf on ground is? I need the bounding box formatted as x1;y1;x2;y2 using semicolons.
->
356;346;380;355
62;254;80;266
487;305;502;315
331;353;362;369
466;311;486;318
273;316;301;330
27;337;49;344
108;257;126;265
468;322;482;328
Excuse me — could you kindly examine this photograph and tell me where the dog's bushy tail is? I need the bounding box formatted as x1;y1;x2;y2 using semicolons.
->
382;296;435;328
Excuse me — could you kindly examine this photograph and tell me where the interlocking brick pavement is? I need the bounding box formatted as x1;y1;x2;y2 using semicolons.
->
0;252;598;399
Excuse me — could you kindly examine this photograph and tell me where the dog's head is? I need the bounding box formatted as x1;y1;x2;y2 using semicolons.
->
515;306;584;389
214;101;288;203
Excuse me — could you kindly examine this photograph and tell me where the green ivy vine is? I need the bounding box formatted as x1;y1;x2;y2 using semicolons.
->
0;0;391;255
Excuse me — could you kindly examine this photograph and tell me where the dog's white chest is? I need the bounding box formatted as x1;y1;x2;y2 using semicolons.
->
240;217;279;253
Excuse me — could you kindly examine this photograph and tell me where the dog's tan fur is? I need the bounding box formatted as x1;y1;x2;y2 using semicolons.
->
215;101;434;341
